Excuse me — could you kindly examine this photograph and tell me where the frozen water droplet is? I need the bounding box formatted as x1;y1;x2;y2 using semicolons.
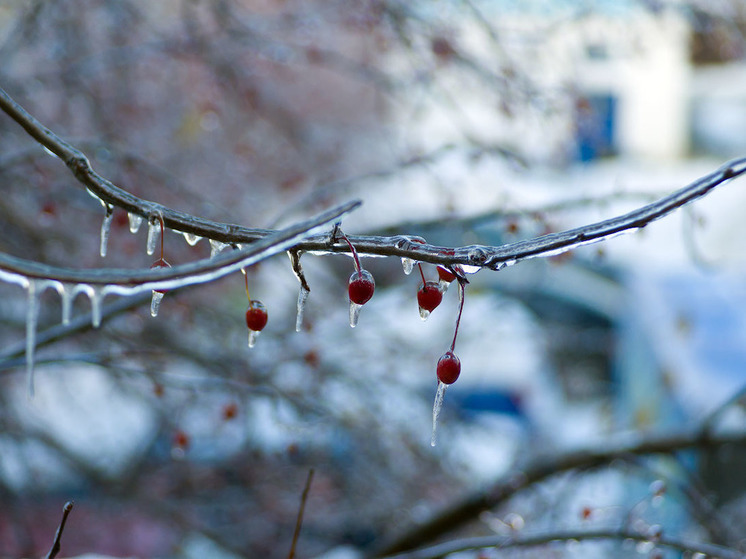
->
26;281;41;398
210;239;228;258
295;285;310;332
248;329;260;348
401;257;415;275
431;381;448;447
460;264;482;274
128;213;143;234
146;219;160;256
90;287;103;328
100;206;114;258
349;301;362;328
150;290;165;317
183;232;202;246
57;283;73;325
419;307;431;321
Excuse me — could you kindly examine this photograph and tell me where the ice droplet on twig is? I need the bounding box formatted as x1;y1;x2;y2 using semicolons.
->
26;280;40;398
99;207;114;258
401;257;415;275
295;285;310;332
89;287;103;328
248;329;260;348
349;302;363;328
57;283;73;325
150;290;165;317
146;219;160;256
210;239;228;258
183;232;202;246
128;213;143;234
431;381;448;447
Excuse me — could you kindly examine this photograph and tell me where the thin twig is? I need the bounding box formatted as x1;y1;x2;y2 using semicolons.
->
373;429;746;556
288;468;315;559
45;500;74;559
381;527;746;559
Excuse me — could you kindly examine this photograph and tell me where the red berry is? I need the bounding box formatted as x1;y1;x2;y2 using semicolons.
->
348;270;375;305
417;281;443;313
437;266;457;283
150;258;171;294
222;403;238;421
437;351;461;385
173;430;190;450
245;300;268;332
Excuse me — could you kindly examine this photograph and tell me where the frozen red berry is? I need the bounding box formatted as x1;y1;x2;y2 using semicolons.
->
348;270;375;305
437;266;457;283
437;351;461;385
245;300;268;332
418;281;443;313
150;258;171;294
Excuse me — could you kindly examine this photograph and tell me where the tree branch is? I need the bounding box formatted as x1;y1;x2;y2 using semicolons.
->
1;85;746;278
45;501;74;559
373;429;746;556
381;527;745;559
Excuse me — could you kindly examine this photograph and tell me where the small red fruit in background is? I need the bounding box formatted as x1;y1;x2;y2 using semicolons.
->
173;430;190;451
222;403;238;421
437;351;461;385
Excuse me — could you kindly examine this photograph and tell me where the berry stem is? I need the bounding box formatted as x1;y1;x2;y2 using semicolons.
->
158;214;165;260
340;233;362;273
418;262;427;286
242;268;251;302
450;278;466;352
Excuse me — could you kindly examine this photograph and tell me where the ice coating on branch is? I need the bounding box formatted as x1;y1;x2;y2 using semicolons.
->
401;257;415;275
25;280;40;397
146;219;160;256
128;213;143;234
295;285;310;332
100;207;114;258
431;381;447;447
150;291;165;317
210;239;228;258
183;232;202;246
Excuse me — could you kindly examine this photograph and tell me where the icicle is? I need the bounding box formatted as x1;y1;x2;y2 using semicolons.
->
419;307;431;321
128;213;143;234
100;206;114;258
431;381;448;447
183;232;202;246
150;291;165;317
56;283;73;325
349;302;362;328
26;281;41;398
248;329;260;348
146;219;160;256
90;287;103;328
295;285;310;332
401;257;415;275
210;239;227;258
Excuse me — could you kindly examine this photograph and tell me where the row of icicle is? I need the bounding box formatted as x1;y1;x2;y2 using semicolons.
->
22;205;470;445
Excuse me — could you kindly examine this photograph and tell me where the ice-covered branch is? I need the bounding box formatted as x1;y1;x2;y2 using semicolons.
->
2;86;746;274
381;527;745;559
0;200;359;294
374;429;746;556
